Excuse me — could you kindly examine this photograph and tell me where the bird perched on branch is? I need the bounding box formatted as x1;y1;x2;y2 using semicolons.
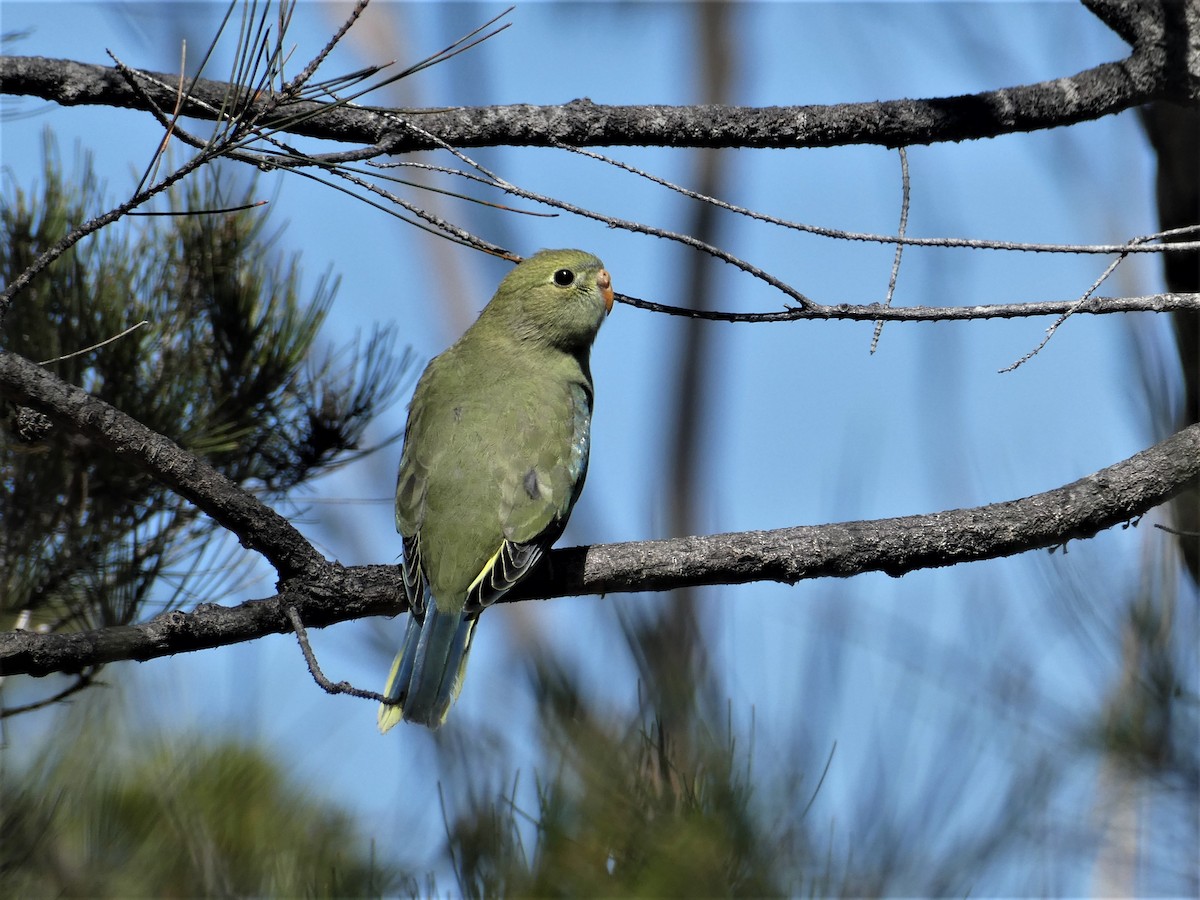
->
379;249;614;731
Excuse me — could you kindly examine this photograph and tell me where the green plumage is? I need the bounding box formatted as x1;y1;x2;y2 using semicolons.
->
379;249;613;731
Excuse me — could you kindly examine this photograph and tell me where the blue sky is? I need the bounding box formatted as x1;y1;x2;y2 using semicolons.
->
2;2;1188;892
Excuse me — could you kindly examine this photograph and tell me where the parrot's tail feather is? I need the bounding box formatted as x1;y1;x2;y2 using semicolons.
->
377;615;422;733
377;605;477;732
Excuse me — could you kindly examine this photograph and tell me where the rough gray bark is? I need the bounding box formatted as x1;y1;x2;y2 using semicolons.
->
0;1;1196;154
2;416;1197;678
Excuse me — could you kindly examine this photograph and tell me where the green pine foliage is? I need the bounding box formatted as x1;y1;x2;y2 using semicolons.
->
0;134;408;638
0;701;402;897
433;659;810;898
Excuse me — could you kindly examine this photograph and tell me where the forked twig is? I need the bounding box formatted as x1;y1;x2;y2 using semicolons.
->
999;232;1154;373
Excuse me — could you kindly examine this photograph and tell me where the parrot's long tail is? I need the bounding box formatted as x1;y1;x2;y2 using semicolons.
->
378;605;477;732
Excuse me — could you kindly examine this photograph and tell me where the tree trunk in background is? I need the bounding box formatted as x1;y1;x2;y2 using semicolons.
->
1141;102;1200;585
632;1;735;737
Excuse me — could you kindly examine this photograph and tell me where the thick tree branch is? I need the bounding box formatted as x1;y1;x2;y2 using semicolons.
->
1;0;1195;152
3;423;1197;678
0;349;324;579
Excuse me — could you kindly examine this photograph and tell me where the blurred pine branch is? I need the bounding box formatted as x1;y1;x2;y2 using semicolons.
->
0;131;408;690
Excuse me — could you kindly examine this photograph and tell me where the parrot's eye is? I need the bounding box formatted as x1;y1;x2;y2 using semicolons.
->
552;268;575;287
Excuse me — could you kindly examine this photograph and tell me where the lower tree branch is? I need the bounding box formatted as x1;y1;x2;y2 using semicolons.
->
3;423;1197;679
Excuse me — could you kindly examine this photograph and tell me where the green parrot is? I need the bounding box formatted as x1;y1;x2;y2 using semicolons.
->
378;249;614;731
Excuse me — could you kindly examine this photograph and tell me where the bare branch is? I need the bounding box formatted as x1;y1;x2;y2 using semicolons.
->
3;423;1197;679
613;291;1200;323
1;0;1194;152
275;0;369;98
0;349;324;579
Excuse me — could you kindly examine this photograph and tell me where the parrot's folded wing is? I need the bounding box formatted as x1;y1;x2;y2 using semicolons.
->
465;538;547;612
400;533;426;621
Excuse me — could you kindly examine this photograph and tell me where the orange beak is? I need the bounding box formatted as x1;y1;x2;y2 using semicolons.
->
597;268;614;313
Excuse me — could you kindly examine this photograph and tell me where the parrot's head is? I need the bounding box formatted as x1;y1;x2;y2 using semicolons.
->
484;249;613;352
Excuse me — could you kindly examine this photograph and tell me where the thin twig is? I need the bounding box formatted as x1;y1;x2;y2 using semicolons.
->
318;161;512;255
556;143;1200;256
38;320;150;365
381;115;816;306
1152;522;1199;537
284;162;511;255
800;740;837;819
0;669;98;719
129;200;268;216
284;605;393;704
872;146;910;353
347;160;556;217
275;0;367;102
999;234;1148;373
